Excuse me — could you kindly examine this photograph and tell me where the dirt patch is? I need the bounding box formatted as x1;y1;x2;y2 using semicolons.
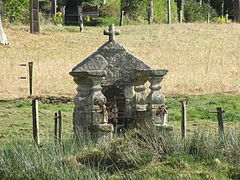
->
13;95;74;104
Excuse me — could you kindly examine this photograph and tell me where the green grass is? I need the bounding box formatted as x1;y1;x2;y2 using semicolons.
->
0;95;239;144
0;98;74;143
166;94;240;122
0;95;239;179
0;126;239;179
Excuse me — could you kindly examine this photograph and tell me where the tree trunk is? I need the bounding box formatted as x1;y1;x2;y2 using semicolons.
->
52;0;57;16
177;0;184;23
234;0;240;22
148;0;153;24
220;1;224;17
0;15;9;45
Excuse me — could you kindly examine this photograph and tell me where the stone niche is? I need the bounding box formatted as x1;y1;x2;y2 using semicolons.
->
70;24;170;141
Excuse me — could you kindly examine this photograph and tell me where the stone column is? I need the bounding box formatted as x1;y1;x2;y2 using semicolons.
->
70;70;114;141
124;86;134;115
132;70;149;125
72;72;93;134
147;70;168;124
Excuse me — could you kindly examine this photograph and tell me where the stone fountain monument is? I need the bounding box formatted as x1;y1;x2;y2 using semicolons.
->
70;24;171;140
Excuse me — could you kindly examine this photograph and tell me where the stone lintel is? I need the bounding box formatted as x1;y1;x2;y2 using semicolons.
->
131;69;168;81
148;69;169;77
70;70;107;78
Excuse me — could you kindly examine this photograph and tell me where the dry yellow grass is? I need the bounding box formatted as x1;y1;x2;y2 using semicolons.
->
0;23;240;98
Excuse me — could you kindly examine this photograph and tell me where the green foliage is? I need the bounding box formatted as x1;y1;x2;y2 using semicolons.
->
57;0;68;6
153;0;178;23
99;0;121;17
205;0;234;17
212;16;232;23
121;0;148;22
39;0;51;13
94;16;119;26
120;0;178;24
3;0;30;23
76;0;101;6
184;0;217;22
53;12;63;25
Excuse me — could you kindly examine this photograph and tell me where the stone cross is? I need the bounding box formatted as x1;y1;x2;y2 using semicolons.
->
104;24;121;41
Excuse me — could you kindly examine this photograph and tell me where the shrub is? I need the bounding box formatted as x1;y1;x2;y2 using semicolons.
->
53;12;63;25
153;0;178;23
212;16;232;24
184;0;217;22
121;0;148;22
39;0;51;13
93;16;119;26
99;0;121;17
3;0;30;23
121;0;178;24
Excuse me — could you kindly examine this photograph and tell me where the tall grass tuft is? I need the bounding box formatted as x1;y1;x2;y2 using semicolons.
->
0;126;240;179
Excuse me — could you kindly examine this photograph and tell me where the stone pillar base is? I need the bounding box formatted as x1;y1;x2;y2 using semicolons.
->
155;124;174;131
89;124;114;142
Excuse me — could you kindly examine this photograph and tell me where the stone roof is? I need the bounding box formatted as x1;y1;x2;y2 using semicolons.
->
70;24;151;86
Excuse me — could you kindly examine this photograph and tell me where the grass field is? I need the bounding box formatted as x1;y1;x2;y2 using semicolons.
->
0;23;240;179
0;94;239;179
0;23;240;98
0;94;239;143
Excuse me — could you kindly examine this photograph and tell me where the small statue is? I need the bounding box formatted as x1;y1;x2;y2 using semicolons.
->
156;104;168;125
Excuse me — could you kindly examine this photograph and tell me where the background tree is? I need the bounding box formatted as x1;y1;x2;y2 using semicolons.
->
2;0;29;23
148;0;153;24
177;0;184;22
0;1;9;45
234;0;240;22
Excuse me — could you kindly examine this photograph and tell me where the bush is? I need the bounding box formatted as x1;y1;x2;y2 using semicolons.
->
184;0;217;22
53;12;63;25
99;0;121;17
120;0;178;24
91;17;119;26
153;0;178;23
3;0;30;23
212;16;232;24
121;0;148;22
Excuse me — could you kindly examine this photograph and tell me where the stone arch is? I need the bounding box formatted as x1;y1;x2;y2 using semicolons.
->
102;86;126;127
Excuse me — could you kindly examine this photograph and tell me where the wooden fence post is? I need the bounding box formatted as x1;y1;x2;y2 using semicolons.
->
217;107;225;142
54;112;58;142
207;13;210;23
180;100;187;138
209;107;225;143
79;15;84;32
28;62;33;96
225;14;229;23
120;10;124;26
58;111;62;141
54;111;62;143
32;99;40;145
